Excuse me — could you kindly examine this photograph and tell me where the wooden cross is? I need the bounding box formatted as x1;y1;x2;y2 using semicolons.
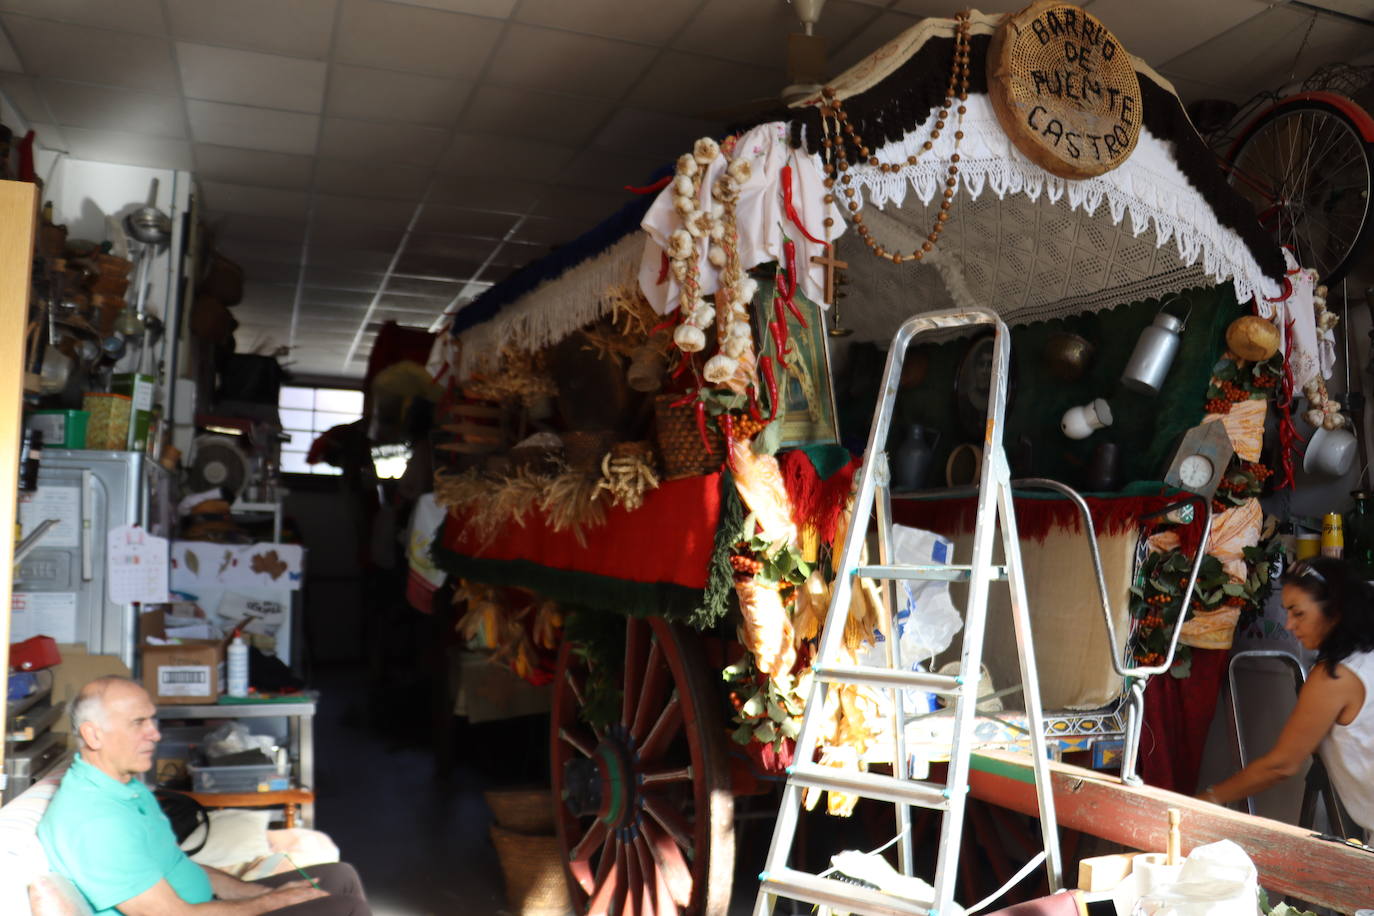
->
811;246;848;307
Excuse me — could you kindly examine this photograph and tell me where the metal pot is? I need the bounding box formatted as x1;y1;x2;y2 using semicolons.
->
1044;331;1095;381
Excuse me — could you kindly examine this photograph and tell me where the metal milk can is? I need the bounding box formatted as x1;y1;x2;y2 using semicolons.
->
1121;301;1189;395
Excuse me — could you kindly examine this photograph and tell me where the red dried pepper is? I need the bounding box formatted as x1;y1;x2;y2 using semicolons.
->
656;251;670;285
746;385;764;423
720;412;735;446
759;357;778;421
671;390;697;409
694;400;714;454
780;164;827;246
672;351;692;379
782;239;798;298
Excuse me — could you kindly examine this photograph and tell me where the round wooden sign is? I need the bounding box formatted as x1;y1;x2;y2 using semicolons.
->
988;1;1141;179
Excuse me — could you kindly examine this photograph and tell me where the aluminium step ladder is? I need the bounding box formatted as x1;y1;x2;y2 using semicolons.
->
754;306;1062;916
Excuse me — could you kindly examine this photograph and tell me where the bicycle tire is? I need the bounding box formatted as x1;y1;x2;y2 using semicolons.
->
1226;97;1374;284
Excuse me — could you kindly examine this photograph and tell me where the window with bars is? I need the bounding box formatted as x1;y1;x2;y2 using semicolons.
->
279;385;365;476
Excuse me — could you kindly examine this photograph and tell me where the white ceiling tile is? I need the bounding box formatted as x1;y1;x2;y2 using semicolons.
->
26;121;67;151
194;144;314;190
40;81;186;136
428;174;547;212
214;212;308;244
215;237;304;265
335;0;501;79
437;132;576;179
383;0;517;16
0;1;166;33
514;0;697;44
187;100;320;155
235;262;301;286
558;147;663;192
629;51;781;117
1090;0;1268;67
1160;6;1345;91
532;186;625;222
1153;71;1233;105
165;0;337;59
61;126;192;170
414;204;516;237
892;0;1036;13
404;232;499;260
177;42;326;113
831;11;923;76
326;65;469;127
591;107;721;158
313;194;418;230
459;85;613;145
308;247;396;272
302;267;386;291
299;287;378;308
199;180;309;220
309;220;406;249
0;21;21;71
673;0;879;71
510;216;584;247
317;117;448;166
1;16;179;92
0;72;46;120
314;158;432;199
485;24;657;99
383;275;461;297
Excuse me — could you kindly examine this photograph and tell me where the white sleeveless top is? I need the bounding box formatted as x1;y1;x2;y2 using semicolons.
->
1320;649;1374;834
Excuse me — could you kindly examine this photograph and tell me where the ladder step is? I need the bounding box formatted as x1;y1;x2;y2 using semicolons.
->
854;564;1008;582
787;764;951;810
761;867;932;916
814;665;962;695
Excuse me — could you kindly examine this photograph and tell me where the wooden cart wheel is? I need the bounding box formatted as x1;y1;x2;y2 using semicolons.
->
551;616;735;916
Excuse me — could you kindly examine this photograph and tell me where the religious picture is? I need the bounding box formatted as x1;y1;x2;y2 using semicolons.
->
750;271;840;448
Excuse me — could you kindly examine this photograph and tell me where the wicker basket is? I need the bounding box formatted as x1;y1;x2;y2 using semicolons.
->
490;824;571;916
484;788;556;834
653;394;725;480
563;430;616;474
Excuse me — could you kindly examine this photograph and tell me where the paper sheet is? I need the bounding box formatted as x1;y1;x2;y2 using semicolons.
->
18;486;81;549
107;525;170;604
10;592;79;643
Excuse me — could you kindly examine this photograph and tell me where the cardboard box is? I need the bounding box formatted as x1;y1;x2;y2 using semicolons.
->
51;644;133;737
139;611;227;704
26;410;89;449
112;373;156;451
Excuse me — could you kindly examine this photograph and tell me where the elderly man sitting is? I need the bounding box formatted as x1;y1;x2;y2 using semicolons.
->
37;676;370;915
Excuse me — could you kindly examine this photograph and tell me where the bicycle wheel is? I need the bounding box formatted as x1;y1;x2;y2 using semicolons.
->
1227;98;1374;283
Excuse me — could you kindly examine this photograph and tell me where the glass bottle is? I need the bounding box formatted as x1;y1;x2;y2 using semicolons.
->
1344;491;1374;579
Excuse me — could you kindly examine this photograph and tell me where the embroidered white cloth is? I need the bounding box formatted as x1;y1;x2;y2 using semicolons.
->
638;121;847;315
823;91;1281;332
1273;249;1335;394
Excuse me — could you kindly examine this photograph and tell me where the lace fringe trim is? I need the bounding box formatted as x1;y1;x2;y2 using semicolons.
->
454;232;644;379
833;94;1280;307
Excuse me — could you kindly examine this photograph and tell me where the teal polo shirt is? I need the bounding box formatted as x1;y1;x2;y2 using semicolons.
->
37;753;213;915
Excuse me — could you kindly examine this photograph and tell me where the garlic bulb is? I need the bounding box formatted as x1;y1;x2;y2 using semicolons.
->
1305;408;1324;426
672;174;694;197
688;211;714;238
673;195;696;218
668;230;694;260
693;137;720;165
1324;414;1344;430
674;324;706;352
727;157;752;184
728;321;752;339
687;303;715;329
723;336;749;359
670;258;689;282
738;277;759;302
676;154;698;177
708;245;727;268
703;354;738;383
711;176;739;202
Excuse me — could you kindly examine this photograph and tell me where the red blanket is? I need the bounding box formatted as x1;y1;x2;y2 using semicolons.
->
440;473;723;590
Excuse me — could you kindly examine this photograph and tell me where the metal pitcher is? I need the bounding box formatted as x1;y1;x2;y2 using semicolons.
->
893;423;940;491
1122;298;1190;395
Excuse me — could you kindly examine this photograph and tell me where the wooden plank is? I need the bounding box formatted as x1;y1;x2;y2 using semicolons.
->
0;180;38;752
968;749;1374;914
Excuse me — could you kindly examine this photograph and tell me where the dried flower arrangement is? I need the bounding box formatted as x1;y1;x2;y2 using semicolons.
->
461;347;558;406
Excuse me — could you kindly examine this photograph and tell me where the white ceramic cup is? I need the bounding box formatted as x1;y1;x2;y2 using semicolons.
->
1304;425;1358;477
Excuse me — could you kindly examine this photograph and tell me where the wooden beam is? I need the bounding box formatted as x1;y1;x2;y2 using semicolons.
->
0;180;38;757
969;750;1374;914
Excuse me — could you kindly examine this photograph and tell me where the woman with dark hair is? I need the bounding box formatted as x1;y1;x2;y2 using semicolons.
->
1199;556;1374;832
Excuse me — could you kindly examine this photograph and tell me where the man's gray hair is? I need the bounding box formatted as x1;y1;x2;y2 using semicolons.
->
70;675;142;742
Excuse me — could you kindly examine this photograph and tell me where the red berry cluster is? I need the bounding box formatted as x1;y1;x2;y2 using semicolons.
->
1204;379;1251;414
730;554;763;575
1137;652;1165;667
1224;595;1248;608
1137;611;1166;631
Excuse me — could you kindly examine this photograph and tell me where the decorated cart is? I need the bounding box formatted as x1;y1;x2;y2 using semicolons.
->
424;4;1354;915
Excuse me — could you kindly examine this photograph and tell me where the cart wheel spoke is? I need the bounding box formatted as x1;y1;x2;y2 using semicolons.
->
623;837;642;916
587;837;622;916
624;618;649;726
634;835;675;916
569;819;609;892
642;819;694;907
638;694;682;762
631;640;669;741
640;766;693;787
566;666;587;707
643;795;694;852
559;725;597;759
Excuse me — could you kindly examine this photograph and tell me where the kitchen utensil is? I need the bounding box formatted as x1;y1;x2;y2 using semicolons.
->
1061;398;1113;439
1122;296;1190;395
892;423;940;490
1086;441;1121;491
1304;425;1358;477
1044;331;1095;381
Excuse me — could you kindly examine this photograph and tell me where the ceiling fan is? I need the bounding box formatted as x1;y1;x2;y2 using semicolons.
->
699;0;831;122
